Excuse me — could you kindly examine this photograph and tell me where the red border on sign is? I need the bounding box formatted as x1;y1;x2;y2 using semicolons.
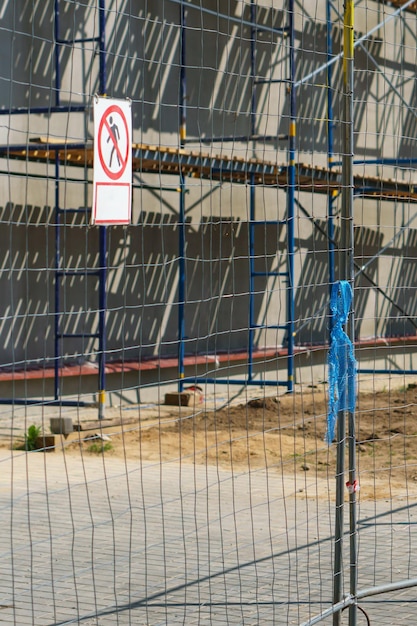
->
93;182;131;224
97;104;130;181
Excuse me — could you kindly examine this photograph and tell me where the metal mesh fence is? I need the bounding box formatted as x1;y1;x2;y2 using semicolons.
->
1;1;417;624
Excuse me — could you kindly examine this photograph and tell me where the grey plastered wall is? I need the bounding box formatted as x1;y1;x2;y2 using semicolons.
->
0;0;417;380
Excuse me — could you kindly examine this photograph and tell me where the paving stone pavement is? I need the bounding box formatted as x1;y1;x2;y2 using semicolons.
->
1;447;417;625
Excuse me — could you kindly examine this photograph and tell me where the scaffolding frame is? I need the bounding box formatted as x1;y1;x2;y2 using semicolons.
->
180;0;295;391
177;0;417;391
0;0;108;411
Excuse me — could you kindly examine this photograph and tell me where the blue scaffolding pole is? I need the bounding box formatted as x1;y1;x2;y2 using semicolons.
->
178;2;187;392
327;0;336;290
97;0;107;419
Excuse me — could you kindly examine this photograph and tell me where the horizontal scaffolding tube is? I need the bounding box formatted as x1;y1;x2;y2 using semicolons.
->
183;378;289;386
0;105;88;115
0;399;96;407
186;134;287;143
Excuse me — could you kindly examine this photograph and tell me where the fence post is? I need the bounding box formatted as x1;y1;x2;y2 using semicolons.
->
333;1;357;624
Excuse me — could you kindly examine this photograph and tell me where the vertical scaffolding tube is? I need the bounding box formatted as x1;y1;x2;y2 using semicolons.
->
98;0;107;97
98;227;107;420
248;176;255;382
54;0;61;400
287;0;296;392
98;0;107;419
326;0;336;288
54;0;61;107
54;160;61;401
178;3;187;390
248;1;257;382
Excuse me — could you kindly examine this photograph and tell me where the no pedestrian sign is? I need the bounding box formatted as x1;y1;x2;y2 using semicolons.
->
92;96;132;225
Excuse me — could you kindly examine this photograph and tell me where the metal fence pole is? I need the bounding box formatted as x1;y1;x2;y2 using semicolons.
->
333;1;357;624
343;3;358;622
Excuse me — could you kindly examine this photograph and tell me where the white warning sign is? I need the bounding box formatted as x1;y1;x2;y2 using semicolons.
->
92;96;132;225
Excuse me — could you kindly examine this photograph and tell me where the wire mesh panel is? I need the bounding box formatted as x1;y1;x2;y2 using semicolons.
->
1;1;417;625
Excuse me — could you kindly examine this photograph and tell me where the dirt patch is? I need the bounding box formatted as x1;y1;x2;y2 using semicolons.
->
61;383;417;500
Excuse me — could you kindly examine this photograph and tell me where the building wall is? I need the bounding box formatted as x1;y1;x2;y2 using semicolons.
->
0;0;416;374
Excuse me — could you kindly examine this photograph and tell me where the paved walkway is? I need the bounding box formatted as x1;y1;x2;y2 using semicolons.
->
1;448;417;625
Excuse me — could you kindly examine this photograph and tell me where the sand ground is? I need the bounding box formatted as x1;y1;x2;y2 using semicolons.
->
47;381;417;501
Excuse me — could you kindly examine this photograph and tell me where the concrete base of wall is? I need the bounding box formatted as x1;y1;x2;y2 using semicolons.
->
0;336;416;409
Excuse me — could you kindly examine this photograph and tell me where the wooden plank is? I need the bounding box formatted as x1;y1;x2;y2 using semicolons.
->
3;141;417;200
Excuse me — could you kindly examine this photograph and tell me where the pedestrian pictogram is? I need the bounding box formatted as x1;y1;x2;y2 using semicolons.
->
107;116;120;167
92;97;132;225
107;116;122;167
